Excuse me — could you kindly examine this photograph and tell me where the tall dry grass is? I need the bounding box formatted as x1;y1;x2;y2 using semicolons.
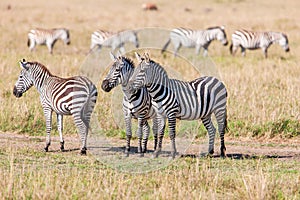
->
0;0;299;198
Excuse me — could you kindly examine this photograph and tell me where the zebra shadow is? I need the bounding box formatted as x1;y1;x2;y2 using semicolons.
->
180;153;293;160
89;145;174;157
47;148;80;153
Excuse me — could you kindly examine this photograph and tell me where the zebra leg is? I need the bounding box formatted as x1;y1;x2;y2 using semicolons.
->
46;41;53;54
202;116;216;157
203;48;208;57
153;116;166;158
241;47;246;57
136;118;144;156
262;47;268;58
152;117;158;151
142;120;150;154
195;44;201;55
168;115;177;159
173;42;181;57
215;109;227;158
57;114;65;152
28;39;36;52
72;113;88;155
124;114;132;157
43;108;53;152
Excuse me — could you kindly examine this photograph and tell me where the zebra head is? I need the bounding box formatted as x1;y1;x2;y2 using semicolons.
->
278;33;290;52
126;30;139;48
208;26;228;46
128;52;151;93
13;59;34;98
101;52;135;92
58;28;71;45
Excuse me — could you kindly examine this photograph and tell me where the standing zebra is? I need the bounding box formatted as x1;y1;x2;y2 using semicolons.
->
27;28;70;54
101;53;165;157
129;53;228;158
90;29;139;53
13;59;97;155
161;26;228;56
230;29;290;58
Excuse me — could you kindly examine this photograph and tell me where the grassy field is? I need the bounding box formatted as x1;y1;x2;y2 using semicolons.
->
0;0;299;199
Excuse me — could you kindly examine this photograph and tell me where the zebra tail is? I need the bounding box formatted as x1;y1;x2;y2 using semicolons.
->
80;85;98;130
229;43;233;54
161;39;171;53
27;38;30;47
224;109;229;132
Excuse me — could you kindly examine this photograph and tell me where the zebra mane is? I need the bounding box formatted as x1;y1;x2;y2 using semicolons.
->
122;56;135;68
146;58;169;79
206;26;223;30
30;61;53;76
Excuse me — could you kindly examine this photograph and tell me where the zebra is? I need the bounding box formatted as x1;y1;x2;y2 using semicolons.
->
161;26;228;56
101;53;165;157
129;52;228;158
13;59;97;155
230;29;290;58
90;29;139;53
27;28;70;54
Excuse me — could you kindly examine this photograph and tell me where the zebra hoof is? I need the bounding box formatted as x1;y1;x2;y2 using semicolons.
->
80;148;87;155
44;147;49;152
60;141;65;152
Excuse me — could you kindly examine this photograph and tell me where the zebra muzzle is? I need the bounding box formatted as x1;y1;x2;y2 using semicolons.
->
13;86;22;98
101;80;112;92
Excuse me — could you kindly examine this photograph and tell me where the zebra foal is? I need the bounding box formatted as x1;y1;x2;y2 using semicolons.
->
230;29;290;58
27;28;70;54
162;26;228;56
13;59;97;155
101;53;165;157
129;53;228;158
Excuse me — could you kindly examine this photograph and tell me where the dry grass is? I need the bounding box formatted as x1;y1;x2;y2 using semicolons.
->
0;0;299;199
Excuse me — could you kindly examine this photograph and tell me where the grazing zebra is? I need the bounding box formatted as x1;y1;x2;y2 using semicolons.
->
27;28;70;54
230;30;290;58
13;59;97;155
101;53;165;157
90;29;139;53
161;26;228;56
129;53;228;158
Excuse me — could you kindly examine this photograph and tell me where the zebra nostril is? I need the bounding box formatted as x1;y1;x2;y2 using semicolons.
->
101;80;112;92
13;86;22;98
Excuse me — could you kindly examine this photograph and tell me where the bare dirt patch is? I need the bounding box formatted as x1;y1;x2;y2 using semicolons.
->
1;132;299;161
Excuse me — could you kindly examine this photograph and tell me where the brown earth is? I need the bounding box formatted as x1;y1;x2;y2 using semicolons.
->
1;132;299;161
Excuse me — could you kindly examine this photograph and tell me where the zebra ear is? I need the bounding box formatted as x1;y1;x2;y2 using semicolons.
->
117;50;122;58
144;52;150;63
19;59;29;70
220;26;225;30
110;52;117;61
135;52;142;62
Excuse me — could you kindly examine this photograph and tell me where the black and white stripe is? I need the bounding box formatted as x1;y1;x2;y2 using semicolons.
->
230;29;290;58
90;29;139;53
27;28;70;54
129;53;228;158
101;53;165;157
13;59;97;155
162;26;228;56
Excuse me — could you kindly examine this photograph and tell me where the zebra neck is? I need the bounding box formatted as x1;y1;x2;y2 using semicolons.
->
53;29;64;39
32;71;51;93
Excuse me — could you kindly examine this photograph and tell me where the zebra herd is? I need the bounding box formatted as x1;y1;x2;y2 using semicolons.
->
13;25;290;157
26;26;290;58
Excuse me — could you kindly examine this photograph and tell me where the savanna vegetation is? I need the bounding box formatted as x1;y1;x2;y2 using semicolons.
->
0;0;299;199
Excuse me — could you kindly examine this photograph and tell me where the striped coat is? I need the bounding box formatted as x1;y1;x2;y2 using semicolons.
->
13;59;97;154
230;29;290;58
129;53;228;158
27;28;70;54
162;26;228;56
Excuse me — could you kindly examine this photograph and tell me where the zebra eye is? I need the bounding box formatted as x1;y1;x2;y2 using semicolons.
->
19;75;23;79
